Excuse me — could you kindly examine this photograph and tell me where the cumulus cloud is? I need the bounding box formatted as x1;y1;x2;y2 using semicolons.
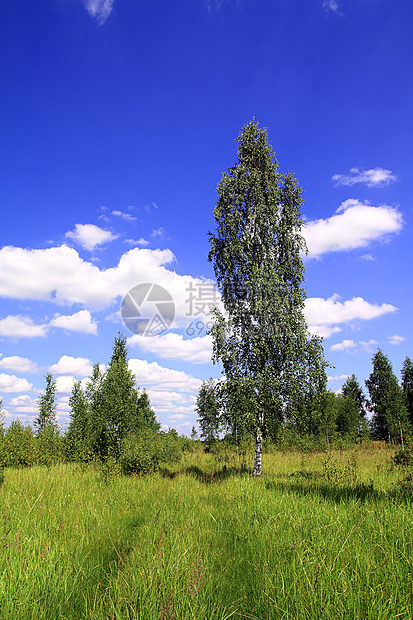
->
0;315;47;339
0;311;97;340
305;294;397;326
128;333;213;364
332;167;397;188
55;375;86;394
81;0;115;25
9;394;38;413
304;199;403;258
128;358;203;428
50;310;98;334
305;294;397;339
128;358;202;394
65;224;118;251
49;355;93;377
0;245;222;325
0;373;33;393
0;356;38;373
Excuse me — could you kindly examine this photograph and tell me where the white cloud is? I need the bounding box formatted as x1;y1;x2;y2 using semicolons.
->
111;210;137;222
128;358;203;427
151;227;169;239
323;0;340;13
332;167;397;188
330;339;357;352
9;394;38;413
81;0;115;25
128;333;213;364
50;310;98;334
304;200;403;258
65;224;118;251
0;315;47;338
307;325;341;339
128;358;202;394
49;355;93;377
305;294;397;339
330;339;378;353
388;334;406;345
123;238;151;247
0;245;223;325
0;356;38;373
327;374;349;382
55;375;86;394
0;373;33;393
305;294;397;326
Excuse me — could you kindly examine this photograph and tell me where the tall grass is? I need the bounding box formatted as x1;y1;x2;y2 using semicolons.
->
1;445;412;619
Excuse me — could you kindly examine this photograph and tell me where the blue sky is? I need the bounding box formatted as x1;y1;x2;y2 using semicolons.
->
0;0;412;433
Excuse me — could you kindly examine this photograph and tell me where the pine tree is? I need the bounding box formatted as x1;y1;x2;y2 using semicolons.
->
208;119;327;475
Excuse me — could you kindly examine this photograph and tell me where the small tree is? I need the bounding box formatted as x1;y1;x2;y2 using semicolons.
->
208;119;327;475
102;334;140;457
366;349;409;444
337;374;367;437
401;356;413;429
35;372;58;435
196;378;222;449
101;333;159;458
66;380;92;460
85;363;107;457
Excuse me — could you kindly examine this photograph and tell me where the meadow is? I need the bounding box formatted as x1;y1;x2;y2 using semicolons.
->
1;444;412;620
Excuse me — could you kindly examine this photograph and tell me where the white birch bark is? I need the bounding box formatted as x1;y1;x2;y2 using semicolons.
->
253;411;264;476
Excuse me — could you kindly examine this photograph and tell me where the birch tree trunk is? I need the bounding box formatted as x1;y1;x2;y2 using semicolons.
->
253;411;264;476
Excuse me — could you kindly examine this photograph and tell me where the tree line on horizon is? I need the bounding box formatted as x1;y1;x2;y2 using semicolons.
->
196;349;413;451
0;333;185;474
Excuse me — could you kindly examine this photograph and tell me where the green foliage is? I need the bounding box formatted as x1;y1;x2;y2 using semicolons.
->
401;356;413;427
34;372;58;435
208;119;328;475
35;425;64;466
392;448;413;468
101;333;142;457
3;420;36;467
366;349;410;443
120;429;182;476
195;378;222;448
66;335;160;464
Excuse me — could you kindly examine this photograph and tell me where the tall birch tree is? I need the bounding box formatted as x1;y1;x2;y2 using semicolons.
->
208;119;326;476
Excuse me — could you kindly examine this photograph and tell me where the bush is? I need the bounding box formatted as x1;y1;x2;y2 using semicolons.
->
393;448;413;468
120;430;182;476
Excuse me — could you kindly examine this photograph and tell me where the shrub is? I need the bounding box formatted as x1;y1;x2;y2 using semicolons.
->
393;448;413;468
120;430;182;476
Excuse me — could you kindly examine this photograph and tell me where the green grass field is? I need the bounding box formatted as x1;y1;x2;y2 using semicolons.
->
1;445;412;619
